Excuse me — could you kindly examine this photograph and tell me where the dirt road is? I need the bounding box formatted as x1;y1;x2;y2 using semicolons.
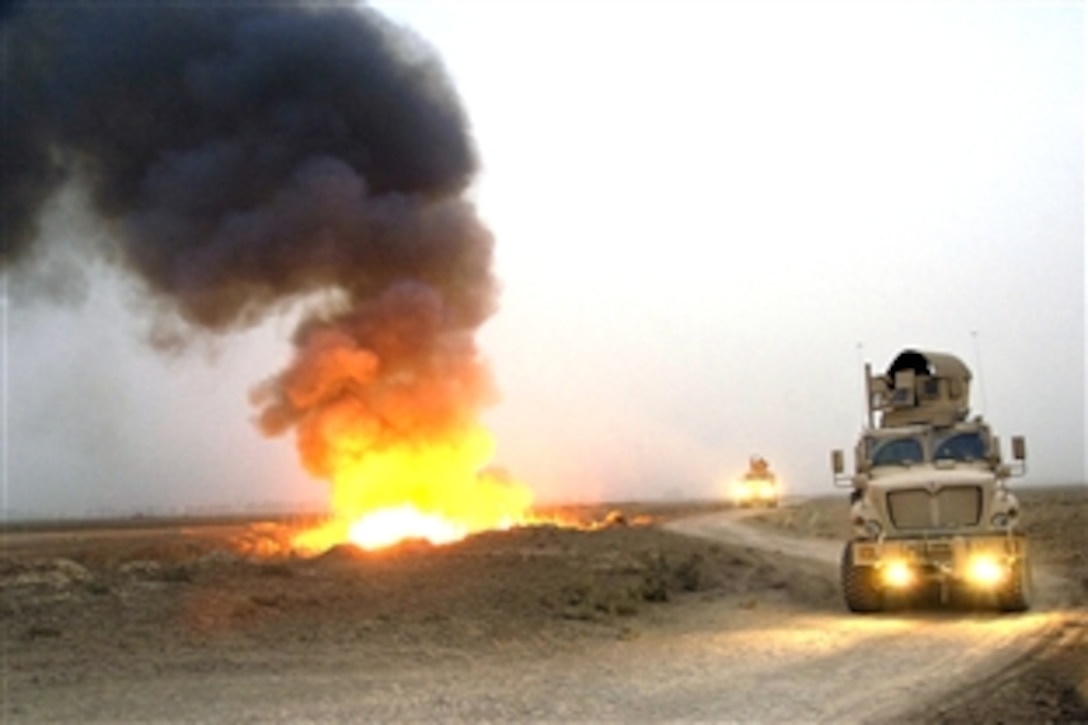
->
3;492;1085;721
8;599;1063;722
668;508;1086;722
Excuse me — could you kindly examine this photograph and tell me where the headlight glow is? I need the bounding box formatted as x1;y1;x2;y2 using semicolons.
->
736;480;776;500
881;560;914;588
966;555;1006;587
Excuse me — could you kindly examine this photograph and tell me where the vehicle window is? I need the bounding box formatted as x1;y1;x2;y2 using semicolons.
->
934;432;986;461
870;437;924;466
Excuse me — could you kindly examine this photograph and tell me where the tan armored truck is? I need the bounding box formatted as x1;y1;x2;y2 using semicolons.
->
734;455;780;508
831;349;1029;612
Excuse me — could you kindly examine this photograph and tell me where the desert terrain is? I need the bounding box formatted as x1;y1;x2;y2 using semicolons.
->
2;486;1085;722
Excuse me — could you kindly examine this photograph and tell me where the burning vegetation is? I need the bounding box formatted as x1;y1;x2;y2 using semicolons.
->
3;3;540;551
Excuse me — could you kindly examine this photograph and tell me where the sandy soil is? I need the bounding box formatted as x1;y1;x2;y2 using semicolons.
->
2;488;1084;721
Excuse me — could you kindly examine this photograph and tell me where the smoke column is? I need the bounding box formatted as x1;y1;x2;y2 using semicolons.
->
3;3;500;487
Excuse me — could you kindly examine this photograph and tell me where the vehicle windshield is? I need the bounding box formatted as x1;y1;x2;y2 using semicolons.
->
933;432;987;462
866;428;990;467
870;437;924;466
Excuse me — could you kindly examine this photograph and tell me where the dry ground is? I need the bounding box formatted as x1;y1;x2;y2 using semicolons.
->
2;487;1085;721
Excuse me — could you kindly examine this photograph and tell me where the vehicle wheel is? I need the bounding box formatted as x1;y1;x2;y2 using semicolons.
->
842;543;882;613
996;559;1032;612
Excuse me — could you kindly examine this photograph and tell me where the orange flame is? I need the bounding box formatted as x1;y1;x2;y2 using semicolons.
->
252;284;550;556
290;426;534;555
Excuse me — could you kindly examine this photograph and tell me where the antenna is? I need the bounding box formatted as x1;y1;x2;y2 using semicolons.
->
971;330;989;415
856;342;870;428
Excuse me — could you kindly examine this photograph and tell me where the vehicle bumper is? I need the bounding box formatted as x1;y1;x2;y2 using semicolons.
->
850;533;1027;589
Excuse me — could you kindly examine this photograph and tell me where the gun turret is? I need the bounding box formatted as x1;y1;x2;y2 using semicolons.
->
866;349;971;428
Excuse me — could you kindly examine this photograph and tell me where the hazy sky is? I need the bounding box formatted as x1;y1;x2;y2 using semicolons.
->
3;1;1084;517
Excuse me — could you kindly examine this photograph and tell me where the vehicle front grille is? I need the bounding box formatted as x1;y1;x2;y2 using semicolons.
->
886;485;982;529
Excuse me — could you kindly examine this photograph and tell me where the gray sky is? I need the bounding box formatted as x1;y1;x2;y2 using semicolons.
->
3;1;1084;517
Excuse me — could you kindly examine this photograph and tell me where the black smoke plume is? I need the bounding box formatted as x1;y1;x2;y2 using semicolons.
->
3;3;501;476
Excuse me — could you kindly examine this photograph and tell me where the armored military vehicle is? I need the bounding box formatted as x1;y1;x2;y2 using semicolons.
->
831;349;1029;612
735;455;779;508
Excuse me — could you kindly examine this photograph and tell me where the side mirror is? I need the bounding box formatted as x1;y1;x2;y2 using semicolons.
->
831;450;845;475
1011;436;1026;461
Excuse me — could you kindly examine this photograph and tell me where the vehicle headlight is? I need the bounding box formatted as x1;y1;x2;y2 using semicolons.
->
881;560;914;588
991;513;1010;528
966;555;1006;587
863;520;883;538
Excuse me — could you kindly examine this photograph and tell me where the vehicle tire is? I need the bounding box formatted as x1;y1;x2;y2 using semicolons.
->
842;543;882;613
996;558;1032;613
